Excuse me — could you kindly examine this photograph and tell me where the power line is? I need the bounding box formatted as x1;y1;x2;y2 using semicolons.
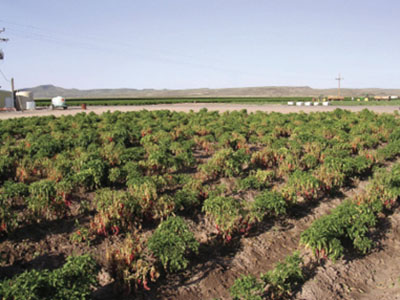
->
0;19;258;77
0;67;10;82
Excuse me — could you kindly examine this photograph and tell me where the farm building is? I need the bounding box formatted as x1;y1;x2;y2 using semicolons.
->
0;89;12;108
0;90;35;110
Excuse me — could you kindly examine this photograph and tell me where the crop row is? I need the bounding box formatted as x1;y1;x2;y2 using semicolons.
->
230;161;400;299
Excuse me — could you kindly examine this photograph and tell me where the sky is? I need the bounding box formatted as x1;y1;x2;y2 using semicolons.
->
0;0;399;90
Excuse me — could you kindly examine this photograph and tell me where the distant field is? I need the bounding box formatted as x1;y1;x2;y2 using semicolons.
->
34;97;312;106
34;97;400;106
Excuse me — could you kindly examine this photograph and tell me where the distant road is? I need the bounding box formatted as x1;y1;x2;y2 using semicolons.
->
0;104;399;120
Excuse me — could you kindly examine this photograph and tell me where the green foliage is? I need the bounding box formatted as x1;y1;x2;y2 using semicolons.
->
91;188;141;235
0;156;15;183
3;181;29;198
199;148;250;180
366;164;400;209
377;140;400;161
260;251;304;297
282;170;322;201
237;170;275;191
148;216;199;272
173;188;200;211
0;255;99;300
203;196;245;239
231;252;304;300
73;158;107;190
250;190;287;222
0;181;29;233
27;134;61;159
28;179;65;218
300;200;377;260
230;274;263;300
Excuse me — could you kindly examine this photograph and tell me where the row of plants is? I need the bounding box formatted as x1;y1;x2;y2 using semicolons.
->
228;162;400;299
301;163;400;261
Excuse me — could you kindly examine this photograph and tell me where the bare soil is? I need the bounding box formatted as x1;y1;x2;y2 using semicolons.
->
0;104;399;120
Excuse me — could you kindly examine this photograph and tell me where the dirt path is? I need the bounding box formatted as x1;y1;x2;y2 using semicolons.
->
0;104;399;120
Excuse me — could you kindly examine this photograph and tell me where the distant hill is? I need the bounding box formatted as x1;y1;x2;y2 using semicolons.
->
22;84;400;99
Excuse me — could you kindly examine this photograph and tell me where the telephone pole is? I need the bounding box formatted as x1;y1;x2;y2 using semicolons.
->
0;28;13;107
0;28;9;89
335;73;344;97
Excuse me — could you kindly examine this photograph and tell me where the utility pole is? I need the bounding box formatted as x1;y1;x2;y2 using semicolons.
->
335;73;344;97
0;28;15;109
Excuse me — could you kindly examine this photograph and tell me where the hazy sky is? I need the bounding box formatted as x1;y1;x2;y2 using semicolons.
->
1;0;399;90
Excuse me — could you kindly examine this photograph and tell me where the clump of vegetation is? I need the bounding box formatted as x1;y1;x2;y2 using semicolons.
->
148;216;199;272
249;190;287;223
230;274;263;300
203;196;246;241
0;255;99;300
261;251;304;298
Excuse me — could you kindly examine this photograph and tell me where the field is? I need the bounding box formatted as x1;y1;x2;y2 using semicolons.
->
1;107;400;299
